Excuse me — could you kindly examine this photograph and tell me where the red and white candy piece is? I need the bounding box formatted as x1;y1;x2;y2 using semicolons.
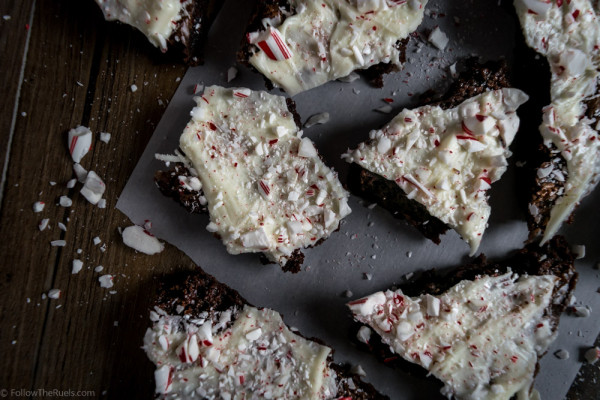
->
521;0;551;18
122;225;165;255
154;365;174;394
584;347;600;364
67;126;93;163
251;27;292;61
33;201;45;213
258;180;271;198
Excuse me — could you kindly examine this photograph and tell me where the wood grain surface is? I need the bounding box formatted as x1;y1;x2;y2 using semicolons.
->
0;0;597;399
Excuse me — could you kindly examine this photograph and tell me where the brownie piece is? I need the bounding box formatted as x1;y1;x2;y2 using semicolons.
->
238;1;426;94
513;0;600;243
155;86;351;272
145;269;389;399
345;60;525;253
94;0;224;65
348;236;577;399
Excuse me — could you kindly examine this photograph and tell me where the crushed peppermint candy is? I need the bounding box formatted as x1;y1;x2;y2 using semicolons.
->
50;240;66;247
94;265;104;273
99;132;111;143
59;196;72;207
554;349;569;360
73;163;88;182
33;201;45;213
47;289;61;299
72;259;83;274
122;225;164;255
226;66;238;82
98;274;114;289
38;218;49;231
584;347;600;364
130;84;138;92
67;126;92;163
80;171;105;205
428;26;449;50
58;222;67;231
93;236;101;245
572;244;586;259
304;112;330;128
66;178;77;189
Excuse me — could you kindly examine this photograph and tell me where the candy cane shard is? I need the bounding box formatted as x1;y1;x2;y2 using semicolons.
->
514;0;600;243
68;126;93;163
243;0;429;95
177;86;350;269
343;88;529;255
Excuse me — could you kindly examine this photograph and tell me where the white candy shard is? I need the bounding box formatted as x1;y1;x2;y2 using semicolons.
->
227;66;238;82
73;163;88;182
304;112;330;128
38;218;49;231
99;132;111;143
99;274;114;288
72;259;83;274
50;240;66;247
122;225;164;255
428;27;449;50
584;347;600;364
80;171;106;205
33;201;45;213
130;84;138;92
48;289;61;299
67;126;93;163
298;137;318;158
59;196;72;207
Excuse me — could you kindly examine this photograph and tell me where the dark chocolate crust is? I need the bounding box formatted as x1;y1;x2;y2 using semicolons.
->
351;236;578;394
154;269;388;399
348;59;511;245
237;1;411;90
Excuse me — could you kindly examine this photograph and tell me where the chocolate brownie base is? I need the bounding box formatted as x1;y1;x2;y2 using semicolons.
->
348;59;511;245
154;269;389;399
351;236;577;385
237;0;411;90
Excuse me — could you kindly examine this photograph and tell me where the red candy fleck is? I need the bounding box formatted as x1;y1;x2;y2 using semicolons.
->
208;122;217;131
511;355;518;363
461;120;474;135
572;9;580;19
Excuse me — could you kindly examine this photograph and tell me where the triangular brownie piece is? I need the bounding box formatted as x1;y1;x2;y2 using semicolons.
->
344;85;528;254
348;236;577;400
144;270;389;399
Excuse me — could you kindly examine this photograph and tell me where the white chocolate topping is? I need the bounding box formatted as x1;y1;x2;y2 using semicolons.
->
343;89;529;255
94;0;190;50
515;0;600;242
349;272;559;400
247;0;428;95
179;86;351;266
144;305;338;399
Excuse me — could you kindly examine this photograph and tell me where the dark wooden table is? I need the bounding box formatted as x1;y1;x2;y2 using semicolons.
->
0;1;597;399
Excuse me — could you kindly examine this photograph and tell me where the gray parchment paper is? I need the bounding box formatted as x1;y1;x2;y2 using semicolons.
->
117;0;600;398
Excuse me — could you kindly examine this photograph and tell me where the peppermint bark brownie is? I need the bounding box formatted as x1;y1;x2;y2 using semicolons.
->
514;0;600;242
343;62;529;255
94;0;224;65
156;86;351;272
348;236;577;400
238;0;428;95
144;270;389;399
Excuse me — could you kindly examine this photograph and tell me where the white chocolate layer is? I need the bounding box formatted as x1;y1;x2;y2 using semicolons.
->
349;272;558;400
343;89;528;254
144;305;337;399
247;0;428;95
94;0;190;50
515;0;600;242
179;86;351;266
